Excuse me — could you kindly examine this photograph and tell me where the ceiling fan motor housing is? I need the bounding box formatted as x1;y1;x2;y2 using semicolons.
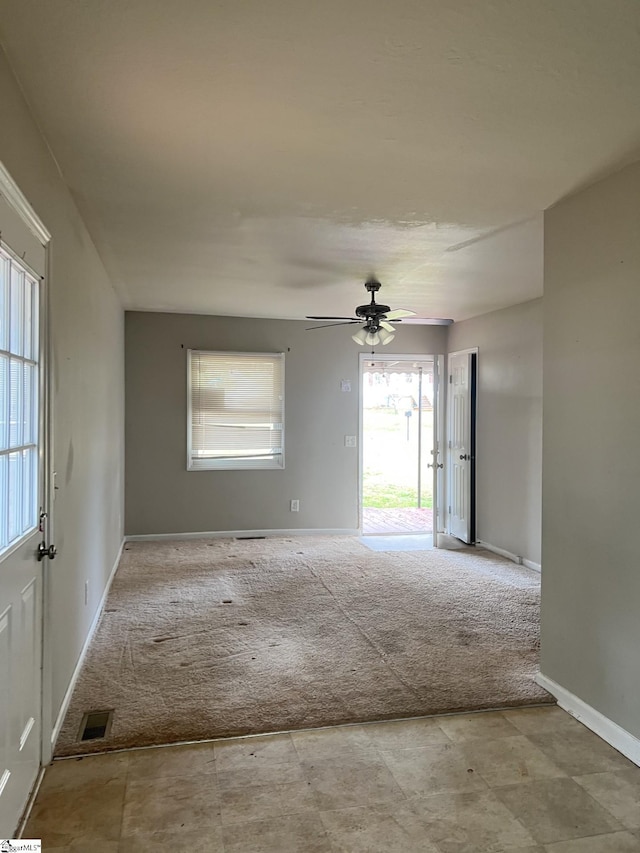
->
356;279;390;321
355;305;390;321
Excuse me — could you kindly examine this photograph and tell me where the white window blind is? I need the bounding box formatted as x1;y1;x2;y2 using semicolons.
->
188;350;284;470
0;244;40;554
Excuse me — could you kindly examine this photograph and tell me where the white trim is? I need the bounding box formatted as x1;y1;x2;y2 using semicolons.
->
536;673;640;767
49;539;125;750
0;161;51;245
126;528;359;542
476;539;522;565
447;346;479;357
475;540;541;572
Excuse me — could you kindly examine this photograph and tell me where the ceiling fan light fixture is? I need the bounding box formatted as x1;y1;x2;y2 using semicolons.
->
352;328;368;345
365;330;380;346
378;328;395;345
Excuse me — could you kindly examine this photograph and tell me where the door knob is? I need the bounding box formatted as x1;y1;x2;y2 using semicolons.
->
37;542;57;561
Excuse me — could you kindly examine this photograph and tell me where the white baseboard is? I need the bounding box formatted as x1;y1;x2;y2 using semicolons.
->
476;540;541;572
536;673;640;767
126;528;360;542
476;539;522;564
50;538;125;750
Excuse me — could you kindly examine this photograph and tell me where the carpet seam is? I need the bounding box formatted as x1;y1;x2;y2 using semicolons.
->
305;560;427;702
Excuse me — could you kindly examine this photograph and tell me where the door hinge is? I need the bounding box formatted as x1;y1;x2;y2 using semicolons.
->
448;505;451;514
449;374;452;384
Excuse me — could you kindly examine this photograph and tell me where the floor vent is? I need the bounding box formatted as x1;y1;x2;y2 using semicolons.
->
235;536;266;540
79;709;114;741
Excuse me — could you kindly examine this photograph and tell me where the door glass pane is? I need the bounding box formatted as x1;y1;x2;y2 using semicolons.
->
0;355;7;451
31;279;39;361
22;448;36;534
10;263;24;356
8;450;22;543
0;254;8;351
0;453;7;548
23;277;33;361
22;363;34;446
9;358;23;449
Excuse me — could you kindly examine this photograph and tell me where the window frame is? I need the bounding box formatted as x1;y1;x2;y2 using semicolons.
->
187;349;285;472
0;241;41;559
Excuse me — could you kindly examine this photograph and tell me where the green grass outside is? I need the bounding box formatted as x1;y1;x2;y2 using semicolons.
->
362;479;433;509
361;406;434;510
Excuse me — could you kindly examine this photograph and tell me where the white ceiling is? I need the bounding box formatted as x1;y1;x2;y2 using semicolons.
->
1;1;639;322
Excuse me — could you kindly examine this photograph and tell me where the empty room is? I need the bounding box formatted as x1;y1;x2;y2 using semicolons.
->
1;2;640;851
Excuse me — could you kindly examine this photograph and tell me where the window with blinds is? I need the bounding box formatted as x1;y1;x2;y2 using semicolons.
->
188;350;284;470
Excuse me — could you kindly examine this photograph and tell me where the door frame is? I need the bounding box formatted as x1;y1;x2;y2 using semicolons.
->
433;354;446;542
0;162;54;769
445;347;478;543
358;352;442;535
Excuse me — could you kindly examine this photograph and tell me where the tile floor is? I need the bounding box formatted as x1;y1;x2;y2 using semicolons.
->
22;706;640;852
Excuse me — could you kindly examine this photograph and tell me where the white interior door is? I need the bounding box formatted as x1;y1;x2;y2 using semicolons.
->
447;350;476;543
0;190;49;836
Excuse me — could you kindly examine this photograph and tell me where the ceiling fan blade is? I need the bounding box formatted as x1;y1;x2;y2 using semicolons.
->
306;315;360;321
305;321;361;330
379;321;396;332
383;308;416;320
403;317;454;325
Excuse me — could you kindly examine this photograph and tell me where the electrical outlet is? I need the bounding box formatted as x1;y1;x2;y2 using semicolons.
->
84;580;89;606
345;435;357;447
290;499;300;512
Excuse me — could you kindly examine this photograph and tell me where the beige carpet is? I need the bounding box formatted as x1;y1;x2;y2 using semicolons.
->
55;536;551;756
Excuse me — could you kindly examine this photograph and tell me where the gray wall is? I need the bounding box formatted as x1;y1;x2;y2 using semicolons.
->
448;300;543;566
125;311;446;535
542;160;640;738
0;48;124;725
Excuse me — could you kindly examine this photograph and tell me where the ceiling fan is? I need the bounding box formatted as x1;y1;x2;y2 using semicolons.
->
306;277;452;346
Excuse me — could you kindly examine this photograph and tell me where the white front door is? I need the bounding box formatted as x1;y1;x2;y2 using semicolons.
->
447;350;476;543
431;354;445;540
0;192;49;835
